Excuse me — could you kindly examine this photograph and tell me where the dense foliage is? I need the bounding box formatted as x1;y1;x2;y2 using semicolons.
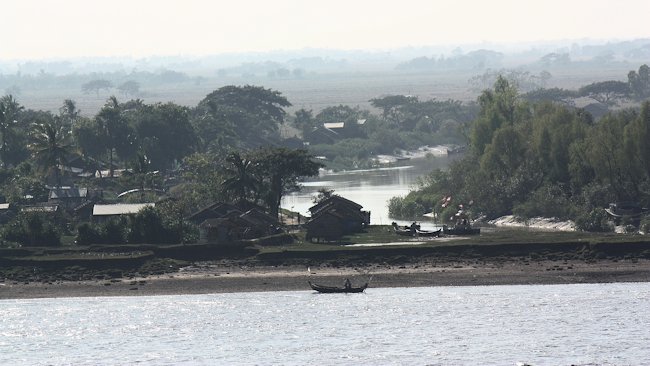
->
389;75;650;231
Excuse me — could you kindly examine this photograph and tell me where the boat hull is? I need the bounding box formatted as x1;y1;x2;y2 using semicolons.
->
309;281;368;293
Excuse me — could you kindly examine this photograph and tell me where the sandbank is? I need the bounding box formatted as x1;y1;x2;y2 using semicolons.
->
2;258;649;300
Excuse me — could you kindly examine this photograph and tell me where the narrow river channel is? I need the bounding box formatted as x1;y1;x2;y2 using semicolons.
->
281;155;459;228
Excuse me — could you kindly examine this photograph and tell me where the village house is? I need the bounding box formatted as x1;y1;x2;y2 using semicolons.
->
48;187;98;210
190;202;282;244
305;195;370;242
92;203;155;223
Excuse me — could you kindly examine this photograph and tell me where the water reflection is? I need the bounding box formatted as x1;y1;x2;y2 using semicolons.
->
281;156;458;227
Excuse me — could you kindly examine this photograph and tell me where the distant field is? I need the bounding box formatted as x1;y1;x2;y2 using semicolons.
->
11;67;631;117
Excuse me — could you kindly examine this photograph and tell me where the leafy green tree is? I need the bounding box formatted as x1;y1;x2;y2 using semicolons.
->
131;102;196;171
0;95;24;168
28;118;72;188
369;95;418;125
627;64;650;100
579;81;630;106
315;105;359;124
95;96;135;176
82;79;113;97
251;148;323;218
72;117;105;162
293;108;314;136
117;80;141;97
522;88;577;106
167;152;235;215
128;206;180;244
58;99;80;134
2;212;61;247
195;85;291;149
471;76;525;155
221;152;259;204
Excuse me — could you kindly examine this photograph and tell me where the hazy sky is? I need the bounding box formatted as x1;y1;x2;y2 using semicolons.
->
3;0;650;60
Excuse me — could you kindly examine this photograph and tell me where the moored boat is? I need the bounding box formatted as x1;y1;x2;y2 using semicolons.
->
442;224;480;235
415;228;441;237
309;281;368;293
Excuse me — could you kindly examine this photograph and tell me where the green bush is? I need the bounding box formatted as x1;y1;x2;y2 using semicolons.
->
388;196;426;220
513;185;572;220
2;212;61;247
574;208;612;232
76;222;103;245
127;207;180;244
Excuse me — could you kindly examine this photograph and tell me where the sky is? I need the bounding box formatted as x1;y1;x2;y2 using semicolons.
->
3;0;650;60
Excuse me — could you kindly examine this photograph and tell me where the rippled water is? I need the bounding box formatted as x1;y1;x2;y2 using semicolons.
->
2;283;649;365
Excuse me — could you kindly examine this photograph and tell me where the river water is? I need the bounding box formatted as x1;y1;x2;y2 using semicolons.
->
282;156;457;228
2;282;649;365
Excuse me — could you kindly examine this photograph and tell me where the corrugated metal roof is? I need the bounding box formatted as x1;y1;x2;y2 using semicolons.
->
22;205;59;213
323;122;345;129
49;187;88;199
93;203;155;216
0;203;10;210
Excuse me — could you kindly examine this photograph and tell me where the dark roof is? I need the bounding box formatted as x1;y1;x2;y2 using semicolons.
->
49;187;88;199
309;195;363;215
187;202;241;222
240;209;279;226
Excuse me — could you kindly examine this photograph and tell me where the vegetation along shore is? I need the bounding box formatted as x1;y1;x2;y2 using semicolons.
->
2;58;650;299
2;227;650;299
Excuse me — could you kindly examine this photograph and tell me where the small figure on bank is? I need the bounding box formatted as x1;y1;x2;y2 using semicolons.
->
344;278;352;289
410;222;418;234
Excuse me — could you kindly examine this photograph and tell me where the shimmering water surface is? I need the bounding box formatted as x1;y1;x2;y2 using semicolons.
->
281;156;458;227
2;283;649;365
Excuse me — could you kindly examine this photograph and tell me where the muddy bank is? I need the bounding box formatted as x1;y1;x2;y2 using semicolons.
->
2;256;650;300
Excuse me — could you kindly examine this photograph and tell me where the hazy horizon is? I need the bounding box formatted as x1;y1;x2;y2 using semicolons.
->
3;0;650;61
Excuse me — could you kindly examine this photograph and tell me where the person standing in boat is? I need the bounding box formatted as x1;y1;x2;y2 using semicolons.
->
344;278;352;289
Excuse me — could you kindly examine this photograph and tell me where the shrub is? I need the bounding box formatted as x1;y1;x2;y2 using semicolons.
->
513;185;572;220
574;208;612;232
76;222;103;245
2;212;61;247
127;207;180;244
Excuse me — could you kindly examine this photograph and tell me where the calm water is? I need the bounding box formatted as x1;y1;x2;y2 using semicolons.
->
2;283;649;365
282;156;457;227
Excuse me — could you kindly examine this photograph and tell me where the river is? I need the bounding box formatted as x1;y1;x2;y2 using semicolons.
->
2;283;649;365
282;155;458;228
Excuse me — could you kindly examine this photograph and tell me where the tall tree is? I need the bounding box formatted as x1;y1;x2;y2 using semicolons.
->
195;85;291;148
0;95;24;168
82;79;113;97
28;118;72;188
470;76;524;155
95;96;133;177
579;80;630;106
131;102;196;171
251;148;323;218
220;152;259;204
628;64;650;100
58;99;79;132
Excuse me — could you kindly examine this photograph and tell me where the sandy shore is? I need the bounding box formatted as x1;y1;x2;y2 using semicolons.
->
2;258;650;299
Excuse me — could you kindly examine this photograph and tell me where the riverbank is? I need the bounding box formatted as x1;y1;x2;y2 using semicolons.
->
2;257;650;299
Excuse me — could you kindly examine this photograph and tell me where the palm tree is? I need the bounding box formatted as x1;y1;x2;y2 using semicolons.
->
221;152;259;204
29;119;72;188
0;94;24;168
59;99;79;131
96;96;125;177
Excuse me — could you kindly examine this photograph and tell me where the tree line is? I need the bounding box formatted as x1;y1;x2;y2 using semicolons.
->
0;85;323;247
389;72;650;232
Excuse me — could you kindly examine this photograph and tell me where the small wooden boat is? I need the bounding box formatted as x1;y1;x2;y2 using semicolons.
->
394;227;414;236
415;228;441;237
309;281;368;293
442;225;480;235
